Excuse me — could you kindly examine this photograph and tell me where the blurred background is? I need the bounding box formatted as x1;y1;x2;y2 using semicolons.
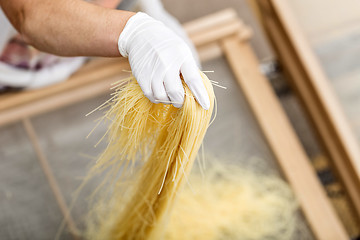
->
1;0;360;239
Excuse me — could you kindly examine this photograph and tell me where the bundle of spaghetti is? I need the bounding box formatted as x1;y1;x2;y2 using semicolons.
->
166;157;300;240
84;72;215;240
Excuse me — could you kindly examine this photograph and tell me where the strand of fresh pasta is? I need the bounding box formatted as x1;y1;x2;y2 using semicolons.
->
85;72;214;240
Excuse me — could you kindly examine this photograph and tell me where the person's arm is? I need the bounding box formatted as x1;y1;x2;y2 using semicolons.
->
0;0;134;57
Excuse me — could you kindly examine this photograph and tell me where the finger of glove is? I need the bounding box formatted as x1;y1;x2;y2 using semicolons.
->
136;75;156;103
163;68;184;108
151;75;171;104
181;60;210;110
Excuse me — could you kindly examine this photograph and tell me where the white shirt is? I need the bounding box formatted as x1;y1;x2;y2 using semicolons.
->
0;7;85;89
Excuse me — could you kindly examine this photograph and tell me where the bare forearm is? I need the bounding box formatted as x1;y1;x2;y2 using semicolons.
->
0;0;135;57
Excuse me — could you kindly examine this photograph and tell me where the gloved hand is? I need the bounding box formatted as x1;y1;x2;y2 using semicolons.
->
117;12;210;110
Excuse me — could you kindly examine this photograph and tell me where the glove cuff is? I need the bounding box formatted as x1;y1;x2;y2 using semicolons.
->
118;12;153;57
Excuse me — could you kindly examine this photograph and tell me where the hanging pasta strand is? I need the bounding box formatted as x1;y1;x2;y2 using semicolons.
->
85;72;214;240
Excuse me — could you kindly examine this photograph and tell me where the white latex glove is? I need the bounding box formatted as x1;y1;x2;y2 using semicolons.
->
118;12;210;110
138;0;201;68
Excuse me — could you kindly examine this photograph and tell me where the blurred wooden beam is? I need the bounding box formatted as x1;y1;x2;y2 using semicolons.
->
0;76;122;126
256;0;360;220
183;8;238;35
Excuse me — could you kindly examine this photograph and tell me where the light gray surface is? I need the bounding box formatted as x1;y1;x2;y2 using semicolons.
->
0;123;69;240
204;58;276;162
29;95;110;231
314;30;360;145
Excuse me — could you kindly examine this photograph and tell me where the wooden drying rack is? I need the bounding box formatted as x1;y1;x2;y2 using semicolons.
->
0;9;348;239
253;0;360;232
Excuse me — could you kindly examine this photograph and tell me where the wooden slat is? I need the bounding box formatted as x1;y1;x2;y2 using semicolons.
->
0;59;130;112
257;0;360;219
74;57;123;75
23;118;79;239
183;8;238;35
197;43;223;63
0;75;123;126
190;19;244;47
221;35;348;240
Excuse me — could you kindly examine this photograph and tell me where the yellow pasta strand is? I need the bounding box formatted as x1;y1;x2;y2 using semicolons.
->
85;72;214;240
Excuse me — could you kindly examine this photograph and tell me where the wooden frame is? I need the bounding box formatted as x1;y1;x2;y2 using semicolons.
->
255;0;360;221
0;9;347;239
221;36;347;240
